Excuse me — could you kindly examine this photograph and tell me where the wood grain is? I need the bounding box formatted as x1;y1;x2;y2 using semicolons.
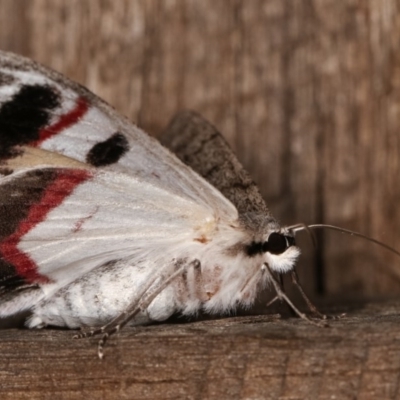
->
1;300;400;399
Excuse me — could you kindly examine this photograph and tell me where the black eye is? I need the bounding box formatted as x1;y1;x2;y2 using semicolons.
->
263;232;295;255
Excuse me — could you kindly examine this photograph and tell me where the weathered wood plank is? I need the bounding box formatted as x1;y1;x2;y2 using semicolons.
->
1;300;400;399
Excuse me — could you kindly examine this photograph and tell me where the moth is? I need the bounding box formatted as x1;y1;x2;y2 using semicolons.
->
0;51;397;358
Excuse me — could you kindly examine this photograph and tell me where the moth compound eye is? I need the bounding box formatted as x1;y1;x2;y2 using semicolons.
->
263;232;294;255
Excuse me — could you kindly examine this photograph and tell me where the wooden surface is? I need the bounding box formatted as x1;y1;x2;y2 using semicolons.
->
0;300;400;399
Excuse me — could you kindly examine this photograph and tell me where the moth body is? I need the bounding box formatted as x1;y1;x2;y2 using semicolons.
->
0;50;300;332
27;209;298;328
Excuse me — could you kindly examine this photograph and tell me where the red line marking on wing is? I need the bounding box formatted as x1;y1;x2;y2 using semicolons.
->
73;206;99;233
32;97;89;147
0;169;91;283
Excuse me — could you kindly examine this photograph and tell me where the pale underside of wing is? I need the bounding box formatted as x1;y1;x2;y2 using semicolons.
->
18;167;213;282
0;51;241;311
0;160;243;322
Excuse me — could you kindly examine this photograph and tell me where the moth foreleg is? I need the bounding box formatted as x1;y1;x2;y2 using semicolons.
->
263;264;328;328
289;269;326;319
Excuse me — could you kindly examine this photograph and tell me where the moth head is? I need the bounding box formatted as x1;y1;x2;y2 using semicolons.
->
245;228;300;274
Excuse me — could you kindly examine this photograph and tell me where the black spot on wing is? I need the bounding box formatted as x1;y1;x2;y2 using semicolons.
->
86;132;129;167
0;84;60;159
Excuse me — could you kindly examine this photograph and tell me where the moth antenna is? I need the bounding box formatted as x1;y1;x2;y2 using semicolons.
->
288;223;400;282
287;223;317;249
291;223;400;259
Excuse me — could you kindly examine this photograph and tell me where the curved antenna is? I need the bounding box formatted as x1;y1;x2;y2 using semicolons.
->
290;223;400;259
287;223;400;282
287;223;318;249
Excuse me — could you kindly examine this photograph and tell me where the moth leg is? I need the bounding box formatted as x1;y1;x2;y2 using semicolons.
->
75;259;200;359
263;264;328;328
265;272;285;308
265;296;280;308
290;269;326;319
239;265;265;296
263;269;289;309
265;271;297;319
290;270;345;320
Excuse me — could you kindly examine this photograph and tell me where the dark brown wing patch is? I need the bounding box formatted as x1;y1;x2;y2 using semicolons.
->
0;169;57;289
0;167;91;289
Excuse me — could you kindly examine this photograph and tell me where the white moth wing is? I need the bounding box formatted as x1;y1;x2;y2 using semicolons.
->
0;50;234;214
0;51;240;316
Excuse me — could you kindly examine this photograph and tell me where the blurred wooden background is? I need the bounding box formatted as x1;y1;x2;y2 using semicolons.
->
2;1;400;399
